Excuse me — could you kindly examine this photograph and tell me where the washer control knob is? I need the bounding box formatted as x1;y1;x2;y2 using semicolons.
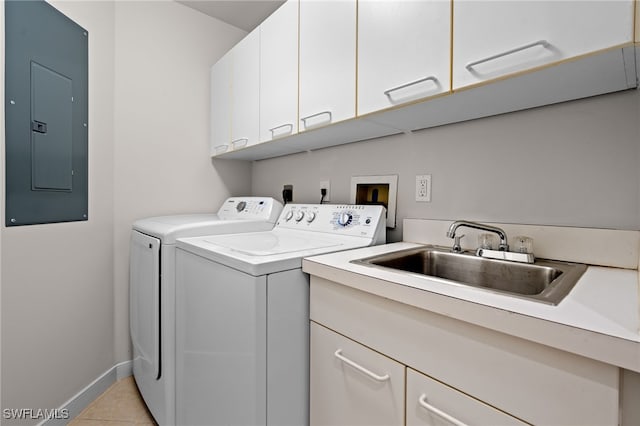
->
306;212;316;223
337;212;353;227
295;211;305;222
285;211;294;221
236;201;247;212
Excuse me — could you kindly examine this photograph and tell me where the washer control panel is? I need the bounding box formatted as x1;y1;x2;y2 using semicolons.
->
217;197;283;222
277;204;386;238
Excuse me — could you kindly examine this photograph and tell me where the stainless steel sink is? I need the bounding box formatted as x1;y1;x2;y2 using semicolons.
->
352;245;587;305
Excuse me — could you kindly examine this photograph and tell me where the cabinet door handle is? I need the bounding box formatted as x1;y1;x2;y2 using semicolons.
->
465;40;551;72
231;138;248;149
384;76;439;99
300;111;332;129
418;394;468;426
334;349;390;382
213;144;229;154
269;123;294;138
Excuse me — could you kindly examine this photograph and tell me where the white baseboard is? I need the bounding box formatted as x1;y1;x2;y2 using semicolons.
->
39;360;133;426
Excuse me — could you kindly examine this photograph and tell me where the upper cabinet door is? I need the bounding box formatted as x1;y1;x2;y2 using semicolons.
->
260;0;299;143
357;0;451;116
231;29;260;150
210;52;232;155
299;0;356;130
635;0;640;43
453;0;635;90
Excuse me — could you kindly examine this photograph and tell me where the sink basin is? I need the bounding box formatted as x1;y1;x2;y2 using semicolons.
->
352;245;587;305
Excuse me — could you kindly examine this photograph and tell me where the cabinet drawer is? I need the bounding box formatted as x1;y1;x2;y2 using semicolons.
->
407;368;526;426
310;322;404;426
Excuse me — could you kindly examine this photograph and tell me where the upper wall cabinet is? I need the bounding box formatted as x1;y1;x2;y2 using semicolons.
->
357;0;451;116
231;30;260;150
212;0;637;160
260;0;299;143
210;52;232;155
636;0;640;42
298;0;356;131
210;29;260;154
453;0;635;90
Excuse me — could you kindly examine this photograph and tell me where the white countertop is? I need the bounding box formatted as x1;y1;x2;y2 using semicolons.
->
302;242;640;372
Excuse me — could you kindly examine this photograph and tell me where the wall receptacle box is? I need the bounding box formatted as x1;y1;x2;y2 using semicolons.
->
350;175;398;228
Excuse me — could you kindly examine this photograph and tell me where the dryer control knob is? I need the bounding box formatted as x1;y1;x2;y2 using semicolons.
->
337;212;353;227
285;211;294;221
295;211;305;222
306;212;316;223
236;201;247;212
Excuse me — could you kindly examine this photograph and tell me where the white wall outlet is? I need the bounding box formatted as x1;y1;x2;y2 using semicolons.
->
320;180;331;202
416;174;431;202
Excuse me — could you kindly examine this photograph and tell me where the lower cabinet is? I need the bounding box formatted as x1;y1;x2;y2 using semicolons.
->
310;322;404;425
311;322;526;426
309;276;621;425
406;368;525;426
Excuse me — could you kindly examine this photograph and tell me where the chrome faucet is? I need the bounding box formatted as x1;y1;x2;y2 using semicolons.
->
446;220;509;252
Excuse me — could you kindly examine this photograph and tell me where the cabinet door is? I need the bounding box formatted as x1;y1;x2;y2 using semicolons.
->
231;29;260;150
210;52;232;155
310;322;404;426
453;1;634;89
260;0;298;142
636;0;640;42
357;0;450;116
407;368;526;426
299;0;356;130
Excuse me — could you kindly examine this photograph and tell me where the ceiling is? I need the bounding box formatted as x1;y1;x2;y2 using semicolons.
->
177;0;285;32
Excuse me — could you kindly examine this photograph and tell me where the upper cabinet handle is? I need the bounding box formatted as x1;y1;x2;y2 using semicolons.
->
214;144;229;154
231;138;248;149
300;111;332;129
465;40;551;71
334;349;390;382
269;123;294;138
384;76;439;99
418;394;469;426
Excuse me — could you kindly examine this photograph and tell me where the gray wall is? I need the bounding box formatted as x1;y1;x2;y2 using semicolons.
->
1;1;116;421
252;89;640;242
1;1;251;423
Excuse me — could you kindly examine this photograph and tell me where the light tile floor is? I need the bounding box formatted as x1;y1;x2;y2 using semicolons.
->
68;376;157;426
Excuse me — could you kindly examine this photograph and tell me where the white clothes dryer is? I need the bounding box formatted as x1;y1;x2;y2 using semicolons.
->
129;197;282;426
174;204;386;426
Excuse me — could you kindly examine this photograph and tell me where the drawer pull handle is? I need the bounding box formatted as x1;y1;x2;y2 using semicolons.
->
213;144;229;154
301;111;332;130
334;349;390;382
465;40;551;72
418;394;468;426
231;138;248;149
269;123;294;138
384;76;439;99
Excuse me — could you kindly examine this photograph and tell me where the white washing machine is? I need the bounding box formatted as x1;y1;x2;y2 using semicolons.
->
174;204;386;426
129;197;283;426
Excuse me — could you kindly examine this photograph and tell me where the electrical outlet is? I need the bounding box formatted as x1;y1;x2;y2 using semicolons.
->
320;180;330;202
415;174;431;202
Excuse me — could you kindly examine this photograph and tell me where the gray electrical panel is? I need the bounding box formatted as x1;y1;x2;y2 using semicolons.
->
5;0;88;226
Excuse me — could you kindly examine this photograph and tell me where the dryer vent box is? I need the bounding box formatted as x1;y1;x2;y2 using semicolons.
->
350;175;397;228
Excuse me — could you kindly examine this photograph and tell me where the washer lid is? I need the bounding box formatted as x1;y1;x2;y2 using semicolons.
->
202;232;342;256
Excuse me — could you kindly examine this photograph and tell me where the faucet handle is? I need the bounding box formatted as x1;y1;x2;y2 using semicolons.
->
452;234;465;253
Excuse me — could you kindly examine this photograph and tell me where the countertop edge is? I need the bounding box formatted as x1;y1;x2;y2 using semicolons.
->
302;247;640;373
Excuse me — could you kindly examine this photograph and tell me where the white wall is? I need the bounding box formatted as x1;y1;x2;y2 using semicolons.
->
112;0;249;362
252;89;640;242
1;0;251;422
1;0;116;421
